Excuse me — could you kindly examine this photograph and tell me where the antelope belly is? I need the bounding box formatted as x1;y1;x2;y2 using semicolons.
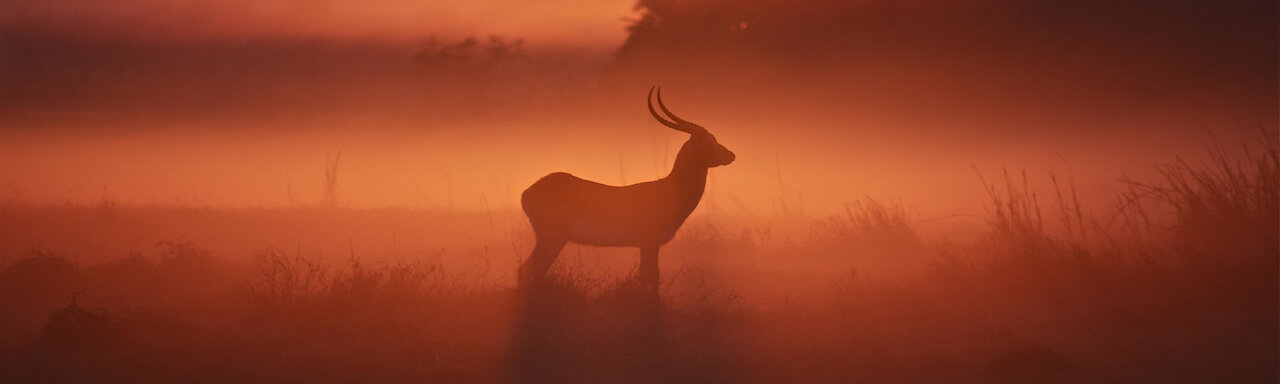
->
567;220;637;246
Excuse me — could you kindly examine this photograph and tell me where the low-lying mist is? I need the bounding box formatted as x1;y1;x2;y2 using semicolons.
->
1;2;1276;381
1;136;1275;382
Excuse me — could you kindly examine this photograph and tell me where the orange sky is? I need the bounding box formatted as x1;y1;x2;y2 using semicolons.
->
1;0;1274;227
1;0;634;46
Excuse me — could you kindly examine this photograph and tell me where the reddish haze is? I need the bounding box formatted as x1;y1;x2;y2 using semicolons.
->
1;0;1276;222
1;0;633;46
0;2;1276;382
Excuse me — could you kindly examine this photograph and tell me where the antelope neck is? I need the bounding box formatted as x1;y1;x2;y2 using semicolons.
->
666;147;709;198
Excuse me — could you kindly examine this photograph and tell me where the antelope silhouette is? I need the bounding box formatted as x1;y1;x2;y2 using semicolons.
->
518;87;735;294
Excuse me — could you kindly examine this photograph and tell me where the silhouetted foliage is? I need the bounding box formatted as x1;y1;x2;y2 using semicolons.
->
617;0;1278;82
246;247;327;318
414;35;526;72
41;299;117;348
0;251;83;313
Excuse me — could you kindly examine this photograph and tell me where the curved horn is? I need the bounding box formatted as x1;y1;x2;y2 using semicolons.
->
648;86;688;133
655;88;688;125
655;87;707;135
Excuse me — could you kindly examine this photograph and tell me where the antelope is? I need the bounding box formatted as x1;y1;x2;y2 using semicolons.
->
518;87;735;294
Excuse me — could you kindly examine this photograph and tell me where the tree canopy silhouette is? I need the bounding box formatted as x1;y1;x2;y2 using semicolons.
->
617;0;1276;77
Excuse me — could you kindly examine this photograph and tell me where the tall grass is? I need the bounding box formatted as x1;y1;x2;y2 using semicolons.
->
0;136;1275;383
1145;131;1277;264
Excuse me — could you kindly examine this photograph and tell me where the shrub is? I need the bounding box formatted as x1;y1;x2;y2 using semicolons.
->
0;250;84;313
246;247;326;317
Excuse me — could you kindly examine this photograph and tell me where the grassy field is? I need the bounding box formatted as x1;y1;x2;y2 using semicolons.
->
0;137;1275;383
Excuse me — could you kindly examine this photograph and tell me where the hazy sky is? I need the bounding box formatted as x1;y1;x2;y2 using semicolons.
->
1;0;1275;218
0;0;635;45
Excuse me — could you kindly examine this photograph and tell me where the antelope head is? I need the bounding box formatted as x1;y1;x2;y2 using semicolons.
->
648;87;736;169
